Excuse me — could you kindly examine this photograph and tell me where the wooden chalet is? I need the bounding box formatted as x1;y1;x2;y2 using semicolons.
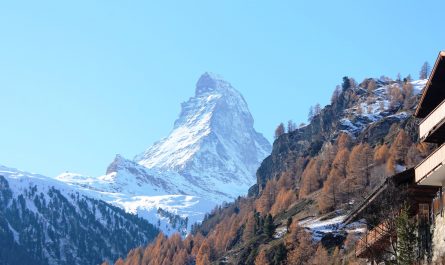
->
346;51;445;261
344;169;439;259
415;51;445;186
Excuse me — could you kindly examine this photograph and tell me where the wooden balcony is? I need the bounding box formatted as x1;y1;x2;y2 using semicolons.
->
356;220;394;258
419;99;445;143
415;143;445;186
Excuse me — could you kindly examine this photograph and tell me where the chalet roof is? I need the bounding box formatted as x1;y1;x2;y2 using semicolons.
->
415;51;445;118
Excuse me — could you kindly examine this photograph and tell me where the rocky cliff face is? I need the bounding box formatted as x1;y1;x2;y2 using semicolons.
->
254;78;426;194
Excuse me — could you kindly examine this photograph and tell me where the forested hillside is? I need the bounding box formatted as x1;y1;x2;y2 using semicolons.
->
0;168;159;265
106;75;432;265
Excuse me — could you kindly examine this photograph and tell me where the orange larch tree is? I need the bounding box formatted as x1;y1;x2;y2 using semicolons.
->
254;249;269;265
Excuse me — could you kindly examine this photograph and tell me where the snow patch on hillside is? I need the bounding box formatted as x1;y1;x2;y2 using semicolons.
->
300;215;346;240
299;214;366;241
339;79;425;136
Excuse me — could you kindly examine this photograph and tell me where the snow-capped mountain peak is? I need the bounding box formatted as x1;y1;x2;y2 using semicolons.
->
195;72;232;95
135;73;271;196
106;154;129;174
54;73;271;235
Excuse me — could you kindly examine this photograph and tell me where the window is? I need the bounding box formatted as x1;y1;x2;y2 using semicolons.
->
418;203;429;222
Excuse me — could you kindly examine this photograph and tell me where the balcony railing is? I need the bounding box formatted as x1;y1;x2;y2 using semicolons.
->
356;220;393;258
415;143;445;186
419;99;445;142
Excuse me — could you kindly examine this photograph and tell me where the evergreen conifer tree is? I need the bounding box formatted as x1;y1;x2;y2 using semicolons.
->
419;61;431;79
342;76;351;90
263;214;275;238
396;204;417;265
273;243;287;265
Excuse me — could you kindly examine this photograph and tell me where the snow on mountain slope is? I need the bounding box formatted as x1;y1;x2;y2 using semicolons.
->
56;163;216;236
0;164;158;265
56;72;271;235
135;72;271;199
338;79;426;135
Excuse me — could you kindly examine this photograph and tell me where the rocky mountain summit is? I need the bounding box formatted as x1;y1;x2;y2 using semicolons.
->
135;72;271;200
57;73;271;234
254;78;426;194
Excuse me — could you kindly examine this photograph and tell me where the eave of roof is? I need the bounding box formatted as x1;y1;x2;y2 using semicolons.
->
415;51;445;118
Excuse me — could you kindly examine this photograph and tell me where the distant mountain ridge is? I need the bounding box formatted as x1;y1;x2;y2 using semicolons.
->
0;165;158;265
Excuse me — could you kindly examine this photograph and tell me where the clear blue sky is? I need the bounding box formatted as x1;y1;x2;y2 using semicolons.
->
0;1;444;177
